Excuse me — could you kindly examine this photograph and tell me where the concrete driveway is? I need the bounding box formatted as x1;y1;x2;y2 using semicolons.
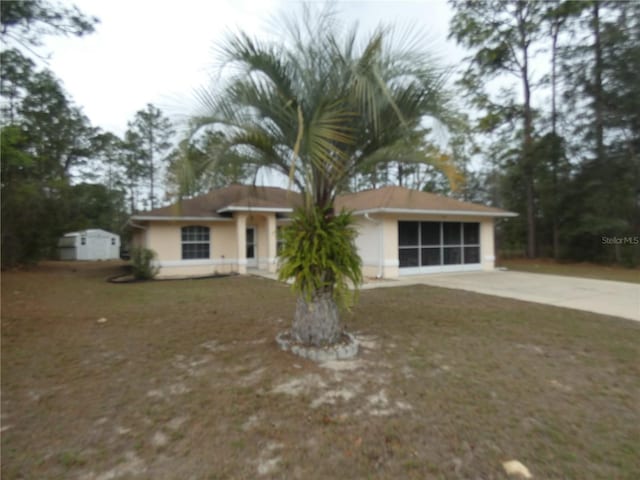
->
375;271;640;322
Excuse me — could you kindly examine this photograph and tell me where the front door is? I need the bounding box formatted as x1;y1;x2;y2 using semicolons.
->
246;227;257;267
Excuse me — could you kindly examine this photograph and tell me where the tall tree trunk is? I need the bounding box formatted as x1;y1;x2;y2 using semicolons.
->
292;289;341;346
129;186;135;214
149;130;155;209
551;16;562;260
519;6;536;258
593;1;605;166
129;174;137;214
591;1;611;226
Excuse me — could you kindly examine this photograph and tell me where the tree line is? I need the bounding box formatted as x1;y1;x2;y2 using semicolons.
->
0;0;257;267
0;1;180;266
448;0;639;265
2;0;637;268
177;0;639;266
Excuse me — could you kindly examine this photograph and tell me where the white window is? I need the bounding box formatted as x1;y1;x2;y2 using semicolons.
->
181;226;210;259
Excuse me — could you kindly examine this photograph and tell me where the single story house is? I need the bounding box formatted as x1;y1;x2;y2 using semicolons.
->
58;229;121;261
129;184;516;279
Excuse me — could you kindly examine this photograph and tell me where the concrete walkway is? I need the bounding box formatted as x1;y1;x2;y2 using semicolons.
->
372;270;640;322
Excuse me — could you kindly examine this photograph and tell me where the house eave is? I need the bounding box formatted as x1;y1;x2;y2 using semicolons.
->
130;215;233;222
350;208;519;218
216;206;294;214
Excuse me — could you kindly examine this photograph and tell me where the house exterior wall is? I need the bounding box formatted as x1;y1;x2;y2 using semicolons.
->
130;230;146;249
353;217;385;278
140;221;237;278
382;216;400;278
135;212;497;280
343;215;401;279
378;213;496;278
147;223;181;260
140;215;281;278
480;220;496;271
213;222;239;262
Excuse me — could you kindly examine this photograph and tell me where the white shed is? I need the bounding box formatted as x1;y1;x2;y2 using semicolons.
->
57;229;121;260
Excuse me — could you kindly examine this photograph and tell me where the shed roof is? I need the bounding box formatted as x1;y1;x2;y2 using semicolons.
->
63;229;119;237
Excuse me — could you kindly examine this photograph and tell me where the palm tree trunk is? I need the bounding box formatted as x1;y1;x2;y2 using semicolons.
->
292;289;341;346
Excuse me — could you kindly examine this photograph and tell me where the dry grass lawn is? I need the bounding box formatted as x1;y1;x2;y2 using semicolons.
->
2;262;639;479
498;258;640;284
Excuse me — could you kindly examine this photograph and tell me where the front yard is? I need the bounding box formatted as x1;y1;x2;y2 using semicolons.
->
2;262;639;479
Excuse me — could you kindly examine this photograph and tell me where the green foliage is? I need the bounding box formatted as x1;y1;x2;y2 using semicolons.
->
118;129;148;213
450;0;546;258
1;126;127;267
450;0;639;266
550;2;640;264
0;1;134;268
0;0;98;48
125;103;174;209
20;70;95;176
130;247;159;280
0;49;35;122
166;131;252;200
63;183;128;234
193;5;454;312
193;5;454;208
277;208;362;311
1;125;51;265
0;66;127;267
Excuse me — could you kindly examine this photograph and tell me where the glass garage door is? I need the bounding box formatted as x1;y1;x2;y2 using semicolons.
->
398;221;481;274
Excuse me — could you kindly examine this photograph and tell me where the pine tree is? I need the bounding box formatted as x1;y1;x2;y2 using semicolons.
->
125;104;174;209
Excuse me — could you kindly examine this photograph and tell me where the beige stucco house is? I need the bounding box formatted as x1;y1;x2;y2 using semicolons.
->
129;184;516;279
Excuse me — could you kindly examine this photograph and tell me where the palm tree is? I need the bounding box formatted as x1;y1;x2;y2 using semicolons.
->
192;7;454;347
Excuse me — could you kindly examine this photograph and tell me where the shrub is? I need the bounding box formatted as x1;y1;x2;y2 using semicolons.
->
277;207;362;310
130;247;159;280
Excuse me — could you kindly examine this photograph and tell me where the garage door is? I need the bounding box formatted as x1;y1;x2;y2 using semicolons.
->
398;221;482;275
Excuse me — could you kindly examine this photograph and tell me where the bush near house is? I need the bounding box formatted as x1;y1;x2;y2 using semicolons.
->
130;247;159;280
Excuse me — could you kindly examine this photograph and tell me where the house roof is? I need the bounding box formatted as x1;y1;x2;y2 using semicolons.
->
335;186;517;217
131;184;302;221
131;184;515;221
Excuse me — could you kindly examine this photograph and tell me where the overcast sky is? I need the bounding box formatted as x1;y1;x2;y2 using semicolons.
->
42;0;464;138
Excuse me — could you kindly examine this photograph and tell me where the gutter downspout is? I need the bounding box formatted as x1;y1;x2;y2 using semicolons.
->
364;213;383;279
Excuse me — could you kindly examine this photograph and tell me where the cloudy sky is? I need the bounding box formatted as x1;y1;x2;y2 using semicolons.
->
42;0;464;137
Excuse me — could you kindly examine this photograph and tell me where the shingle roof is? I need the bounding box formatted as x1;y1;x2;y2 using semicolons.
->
335;186;515;216
132;184;302;219
132;184;515;220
